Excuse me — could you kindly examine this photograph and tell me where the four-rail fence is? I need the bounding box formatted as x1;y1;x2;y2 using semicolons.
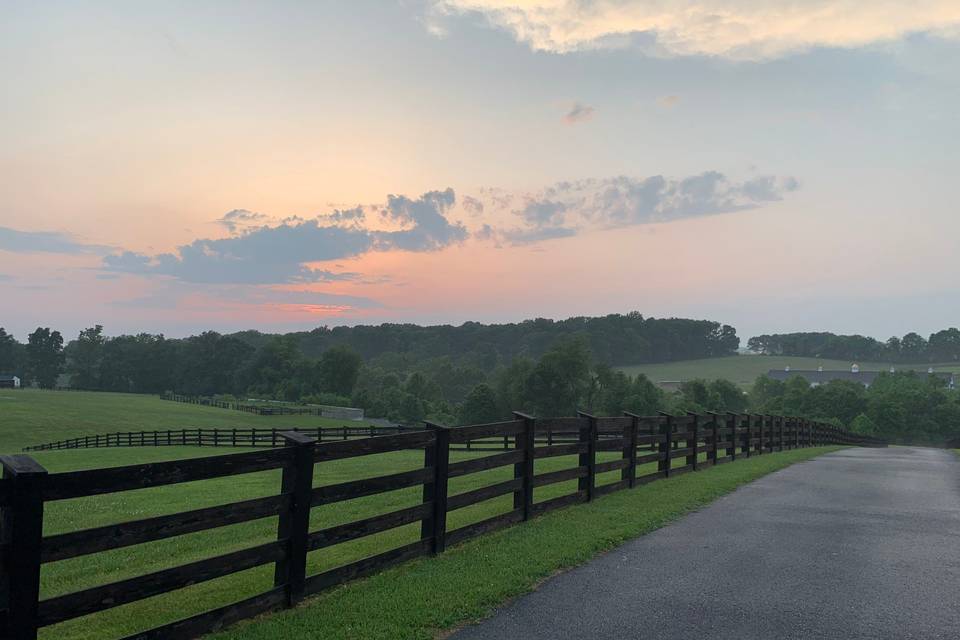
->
1;413;882;640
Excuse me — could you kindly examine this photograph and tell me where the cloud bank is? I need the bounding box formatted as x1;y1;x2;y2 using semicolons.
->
103;189;467;285
430;1;960;59
477;172;799;245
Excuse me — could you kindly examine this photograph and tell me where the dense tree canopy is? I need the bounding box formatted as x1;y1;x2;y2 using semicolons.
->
747;328;960;363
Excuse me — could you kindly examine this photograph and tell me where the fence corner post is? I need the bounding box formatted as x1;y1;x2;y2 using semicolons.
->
274;431;316;607
623;411;641;488
1;454;48;640
421;421;450;554
577;411;598;501
513;412;536;520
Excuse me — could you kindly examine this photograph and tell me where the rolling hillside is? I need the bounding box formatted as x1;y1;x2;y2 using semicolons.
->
616;355;960;388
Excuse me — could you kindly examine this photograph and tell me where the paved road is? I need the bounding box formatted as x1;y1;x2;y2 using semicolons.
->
451;447;960;640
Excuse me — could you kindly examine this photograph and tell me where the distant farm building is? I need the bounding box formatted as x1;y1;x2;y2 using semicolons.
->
0;375;21;389
766;364;956;389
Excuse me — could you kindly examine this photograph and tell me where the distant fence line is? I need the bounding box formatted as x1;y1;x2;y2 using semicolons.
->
23;424;618;453
160;392;365;420
2;413;883;640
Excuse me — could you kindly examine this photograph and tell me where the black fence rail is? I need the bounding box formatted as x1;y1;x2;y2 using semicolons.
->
22;425;625;453
0;413;883;640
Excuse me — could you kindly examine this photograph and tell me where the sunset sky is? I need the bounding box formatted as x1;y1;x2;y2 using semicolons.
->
2;1;959;341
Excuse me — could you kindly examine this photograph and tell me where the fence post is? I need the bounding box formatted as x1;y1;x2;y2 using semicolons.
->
513;412;536;520
686;413;700;471
623;412;640;488
756;415;764;455
577;411;597;501
657;412;672;478
421;422;450;554
778;417;784;451
706;412;720;465
273;431;316;607
726;413;738;461
1;455;48;640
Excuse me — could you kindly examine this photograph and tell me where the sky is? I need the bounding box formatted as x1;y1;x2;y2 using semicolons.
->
1;1;959;343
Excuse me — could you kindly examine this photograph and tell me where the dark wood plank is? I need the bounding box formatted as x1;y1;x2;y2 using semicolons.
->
38;541;285;626
42;493;289;563
533;442;585;459
308;503;431;551
117;587;287;640
530;490;587;515
303;540;430;596
593;479;629;497
532;466;587;488
44;448;291;501
311;467;432;507
447;450;525;478
448;420;524;444
313;431;435;463
445;509;524;547
448;478;524;512
594;459;628;474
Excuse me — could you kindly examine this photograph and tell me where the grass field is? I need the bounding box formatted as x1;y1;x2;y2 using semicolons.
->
616;355;960;387
0;389;841;639
0;389;372;453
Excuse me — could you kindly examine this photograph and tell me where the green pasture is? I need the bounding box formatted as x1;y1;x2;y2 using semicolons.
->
0;389;841;639
0;389;371;453
616;355;960;387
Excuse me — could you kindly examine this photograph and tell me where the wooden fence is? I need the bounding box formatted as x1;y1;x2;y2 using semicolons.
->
0;413;882;639
23;425;620;453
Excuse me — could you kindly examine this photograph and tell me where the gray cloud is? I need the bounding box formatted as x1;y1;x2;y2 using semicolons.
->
378;188;467;251
474;171;799;246
462;195;485;216
0;227;110;255
215;209;269;233
562;102;595;125
103;189;466;285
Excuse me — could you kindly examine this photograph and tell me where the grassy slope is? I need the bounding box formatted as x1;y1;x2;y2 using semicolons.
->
616;355;960;387
0;389;371;453
210;446;841;640
0;390;840;639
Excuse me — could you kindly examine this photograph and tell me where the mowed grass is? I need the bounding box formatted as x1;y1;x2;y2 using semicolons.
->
616;355;960;387
0;389;371;453
1;390;841;639
32;443;642;639
208;446;842;640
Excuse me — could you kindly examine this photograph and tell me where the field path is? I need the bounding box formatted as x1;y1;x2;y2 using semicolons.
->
451;447;960;640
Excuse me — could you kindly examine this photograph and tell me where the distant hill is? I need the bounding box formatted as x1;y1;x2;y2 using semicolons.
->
616;355;960;388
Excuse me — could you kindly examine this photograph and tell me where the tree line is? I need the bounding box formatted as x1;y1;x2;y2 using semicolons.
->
747;329;960;363
4;320;958;443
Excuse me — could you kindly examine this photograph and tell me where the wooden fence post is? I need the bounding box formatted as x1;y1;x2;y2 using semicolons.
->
686;413;699;471
273;431;316;607
657;413;672;478
421;422;450;554
726;413;738;461
1;455;48;640
513;413;536;520
577;412;598;501
623;412;640;488
706;412;720;465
